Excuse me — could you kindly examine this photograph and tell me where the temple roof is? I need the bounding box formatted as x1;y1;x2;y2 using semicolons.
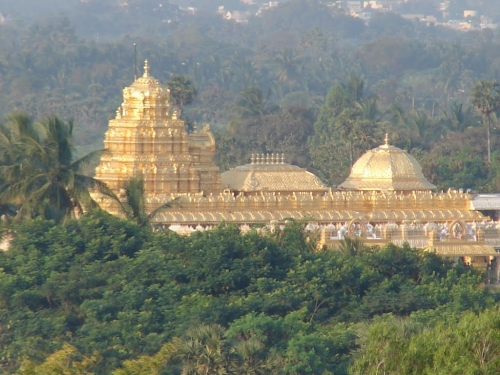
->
152;208;484;225
130;60;161;90
221;154;328;193
121;60;170;107
153;209;359;224
339;139;436;191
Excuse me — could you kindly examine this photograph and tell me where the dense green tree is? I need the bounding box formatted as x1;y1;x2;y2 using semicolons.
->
299;27;327;53
18;343;98;375
112;324;281;375
346;75;365;103
350;316;425;375
351;307;500;375
167;75;197;118
213;129;248;171
420;126;499;191
308;79;385;184
307;83;352;182
224;105;314;168
337;237;369;256
112;342;177;375
1;211;496;374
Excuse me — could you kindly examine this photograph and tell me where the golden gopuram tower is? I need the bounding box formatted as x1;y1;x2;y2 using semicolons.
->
93;61;220;213
93;61;500;276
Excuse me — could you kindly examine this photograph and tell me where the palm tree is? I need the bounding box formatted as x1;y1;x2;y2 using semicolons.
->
235;338;282;375
0;112;44;220
441;101;480;132
231;86;270;120
337;236;367;256
345;75;365;103
174;324;237;375
471;80;500;163
0;113;115;223
123;175;179;229
174;324;281;375
407;110;443;149
274;48;302;86
355;95;384;123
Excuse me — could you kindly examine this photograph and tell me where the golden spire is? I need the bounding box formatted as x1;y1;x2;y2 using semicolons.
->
384;133;389;146
143;60;150;77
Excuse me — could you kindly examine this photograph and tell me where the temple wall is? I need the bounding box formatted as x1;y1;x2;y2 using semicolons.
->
157;189;475;213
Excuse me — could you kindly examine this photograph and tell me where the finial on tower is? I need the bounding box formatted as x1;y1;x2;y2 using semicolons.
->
143;60;150;77
384;133;389;146
133;43;138;80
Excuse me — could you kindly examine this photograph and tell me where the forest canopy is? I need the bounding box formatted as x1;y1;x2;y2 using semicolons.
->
1;211;499;374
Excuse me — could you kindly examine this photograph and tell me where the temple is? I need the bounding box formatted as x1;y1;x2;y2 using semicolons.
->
93;60;220;214
93;62;500;277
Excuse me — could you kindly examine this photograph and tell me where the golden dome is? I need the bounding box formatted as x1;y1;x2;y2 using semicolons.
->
222;154;328;194
339;139;436;191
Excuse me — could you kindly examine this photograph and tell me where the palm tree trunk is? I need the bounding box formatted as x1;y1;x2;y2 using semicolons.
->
487;114;491;163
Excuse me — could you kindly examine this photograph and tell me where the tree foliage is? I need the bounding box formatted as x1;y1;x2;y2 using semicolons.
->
0;113;114;223
1;5;500;189
351;307;500;375
471;80;500;163
167;75;197;117
0;213;497;374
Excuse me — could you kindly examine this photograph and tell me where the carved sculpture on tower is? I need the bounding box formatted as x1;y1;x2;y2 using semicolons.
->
93;61;221;214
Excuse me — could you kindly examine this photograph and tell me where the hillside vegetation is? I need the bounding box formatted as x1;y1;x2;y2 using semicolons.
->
2;1;500;189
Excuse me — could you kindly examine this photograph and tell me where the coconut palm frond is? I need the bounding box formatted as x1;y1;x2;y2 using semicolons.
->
125;176;146;222
69;149;108;173
148;197;181;220
74;174;123;210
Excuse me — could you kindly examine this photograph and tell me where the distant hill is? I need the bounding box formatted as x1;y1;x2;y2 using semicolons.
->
1;0;72;19
1;0;188;38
